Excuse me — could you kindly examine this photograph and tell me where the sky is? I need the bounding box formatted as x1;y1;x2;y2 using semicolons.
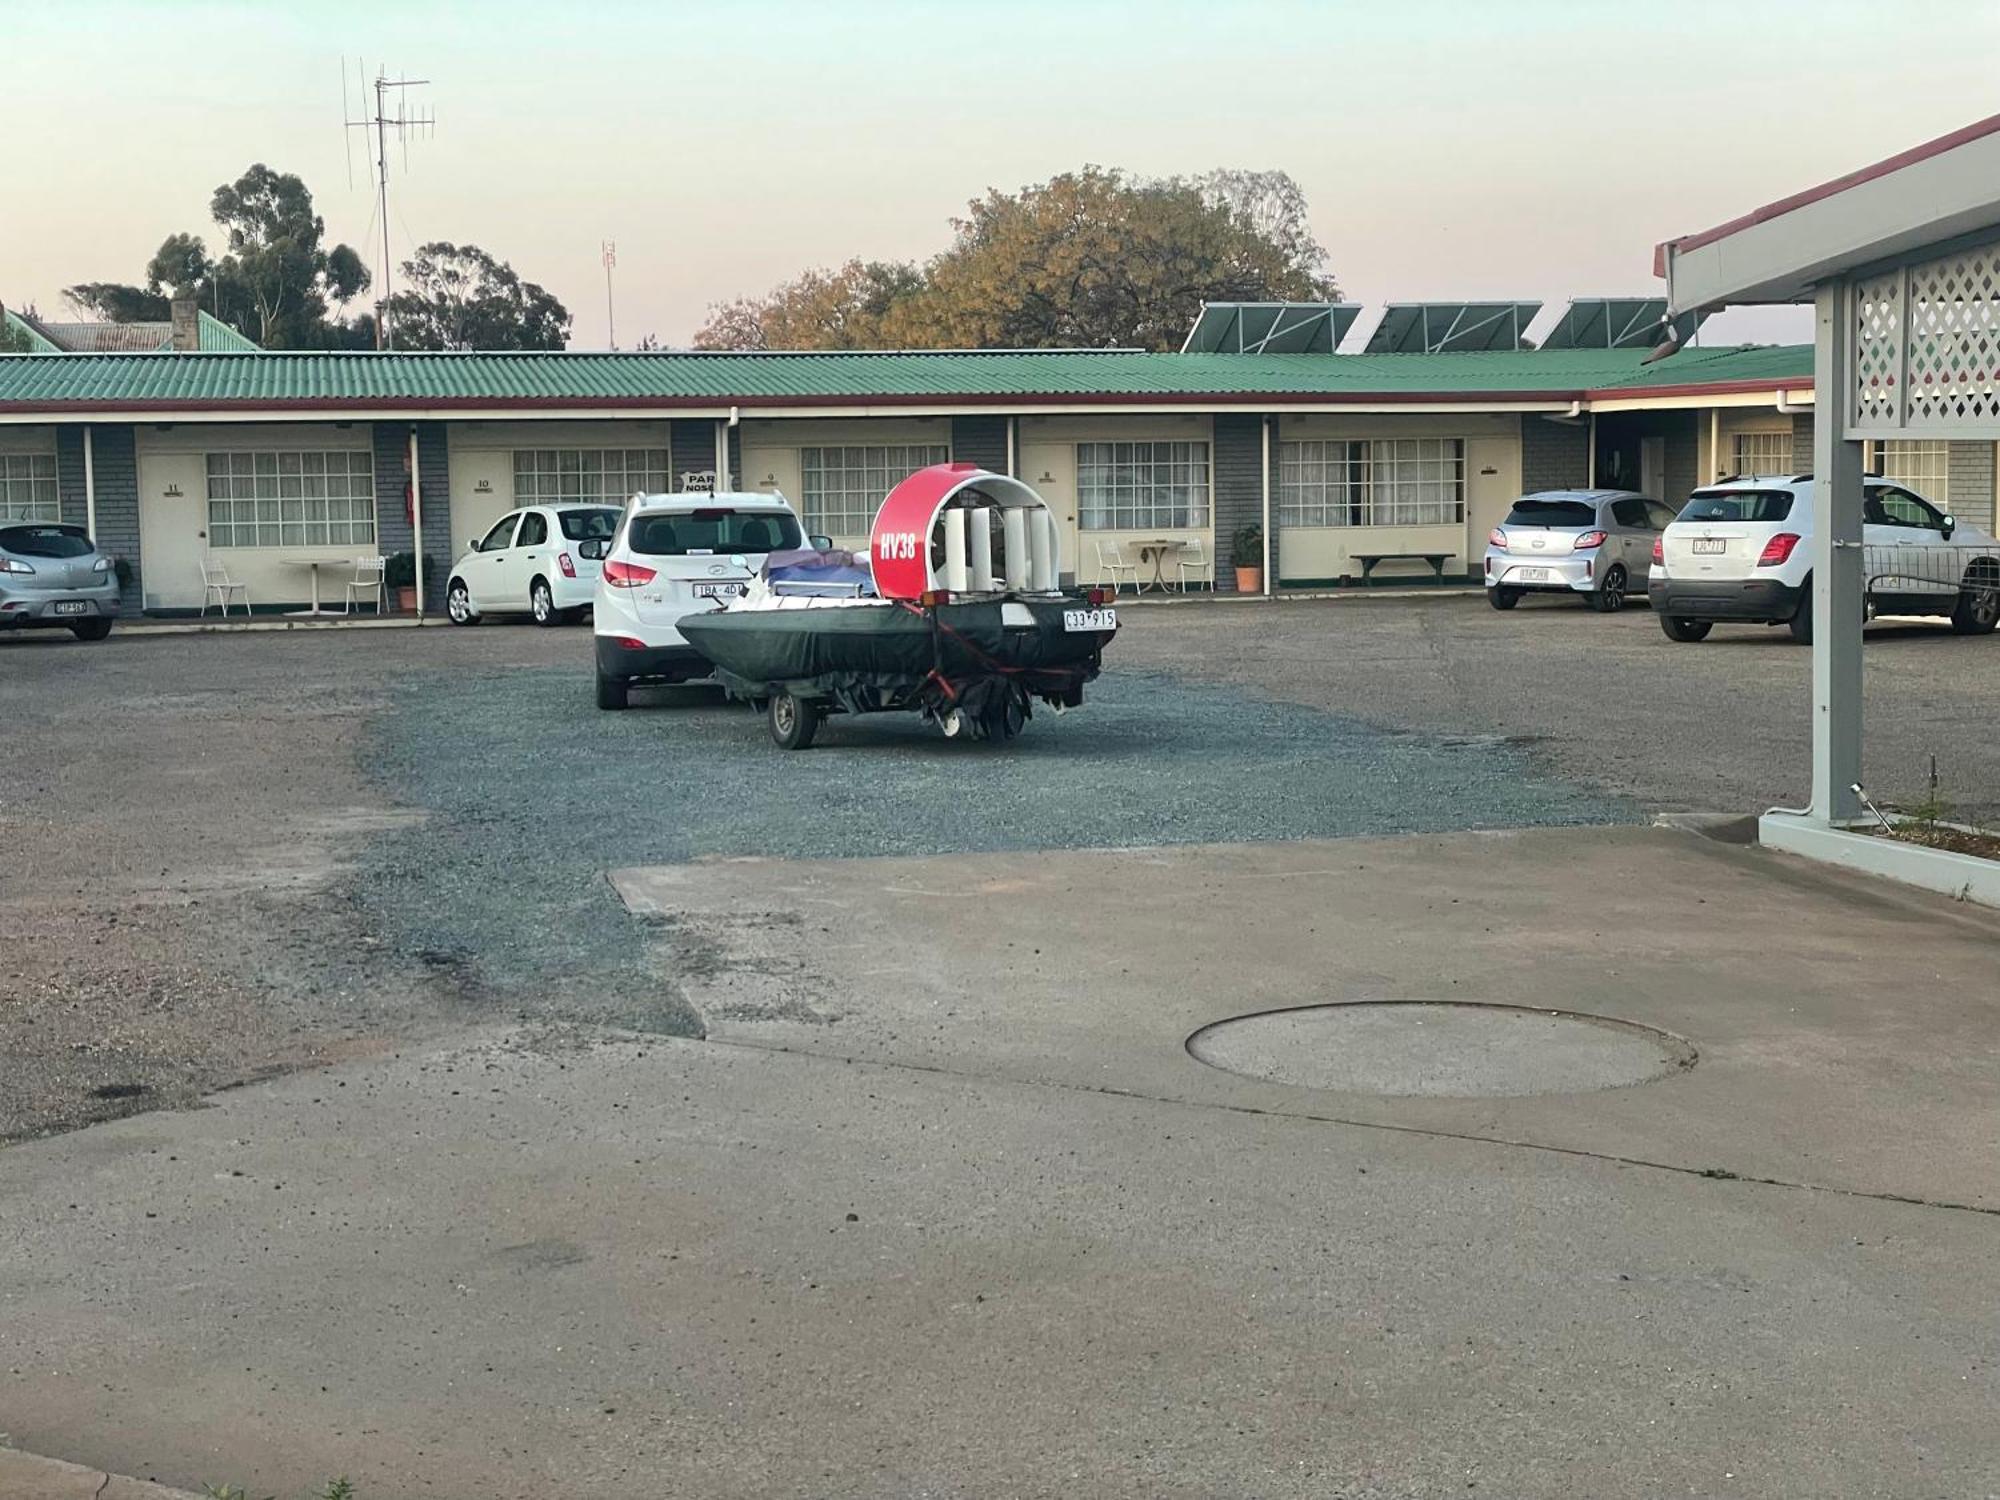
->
6;0;1999;351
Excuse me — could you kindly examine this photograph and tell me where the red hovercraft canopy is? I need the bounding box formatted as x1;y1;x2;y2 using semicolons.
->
868;462;1063;602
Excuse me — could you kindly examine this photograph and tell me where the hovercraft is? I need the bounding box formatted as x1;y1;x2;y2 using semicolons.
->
677;463;1118;748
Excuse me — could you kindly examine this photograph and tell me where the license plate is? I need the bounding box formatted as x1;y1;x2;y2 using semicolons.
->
1063;608;1117;632
1517;568;1551;582
692;582;746;600
50;601;88;615
1692;537;1727;554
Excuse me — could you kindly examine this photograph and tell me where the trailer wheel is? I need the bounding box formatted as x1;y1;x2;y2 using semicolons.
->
768;690;821;750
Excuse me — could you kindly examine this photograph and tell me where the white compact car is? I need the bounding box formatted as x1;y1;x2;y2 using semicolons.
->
1649;474;2000;642
1483;489;1675;612
445;504;622;626
592;491;812;709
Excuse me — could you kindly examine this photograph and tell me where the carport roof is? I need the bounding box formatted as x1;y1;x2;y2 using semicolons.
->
0;342;1812;416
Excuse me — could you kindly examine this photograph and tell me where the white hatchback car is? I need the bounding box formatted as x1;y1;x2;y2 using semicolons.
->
593;491;811;709
1650;474;2000;642
445;504;622;627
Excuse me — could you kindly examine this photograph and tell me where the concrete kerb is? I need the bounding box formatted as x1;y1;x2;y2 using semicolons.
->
0;1445;202;1500
1760;811;2000;909
113;616;436;637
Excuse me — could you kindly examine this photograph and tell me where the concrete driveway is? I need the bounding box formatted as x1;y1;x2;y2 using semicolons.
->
4;825;1997;1498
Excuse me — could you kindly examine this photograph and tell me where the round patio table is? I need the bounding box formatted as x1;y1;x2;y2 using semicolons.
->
277;557;345;618
1128;538;1186;593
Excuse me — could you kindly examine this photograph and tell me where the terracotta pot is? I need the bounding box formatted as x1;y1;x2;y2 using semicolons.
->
395;586;418;613
1233;566;1264;593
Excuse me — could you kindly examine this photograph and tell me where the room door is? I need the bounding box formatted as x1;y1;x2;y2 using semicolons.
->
136;451;209;610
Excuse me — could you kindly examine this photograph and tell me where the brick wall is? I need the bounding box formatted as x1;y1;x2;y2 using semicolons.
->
1212;414;1263;593
371;422;451;611
1521;416;1589;491
1948;440;1996;530
73;425;143;615
670;419;715;490
950;415;1010;472
1662;413;1699;506
1790;413;1814;472
55;426;86;526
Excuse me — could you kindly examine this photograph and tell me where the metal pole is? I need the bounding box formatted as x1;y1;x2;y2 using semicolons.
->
1260;416;1272;597
1810;279;1863;823
378;76;394;350
82;426;97;539
602;241;617;350
1587;411;1597;487
408;426;426;620
1709;407;1721;480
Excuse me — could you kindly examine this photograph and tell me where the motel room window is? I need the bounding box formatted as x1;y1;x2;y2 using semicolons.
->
0;453;60;523
1075;441;1211;529
204;451;376;548
1731;431;1793;477
1865;439;1951;504
513;448;670;505
1277;439;1464;527
800;444;950;535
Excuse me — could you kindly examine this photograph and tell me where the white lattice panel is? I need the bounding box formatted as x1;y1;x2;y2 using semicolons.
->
1851;239;2000;434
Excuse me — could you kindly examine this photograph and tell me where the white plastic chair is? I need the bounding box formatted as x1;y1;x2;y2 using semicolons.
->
1092;539;1139;594
342;556;387;616
198;556;250;618
1174;537;1214;592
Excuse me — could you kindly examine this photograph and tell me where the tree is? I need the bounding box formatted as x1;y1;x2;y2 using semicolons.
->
694;259;924;351
696;168;1336;352
384;242;572;350
64;164;369;348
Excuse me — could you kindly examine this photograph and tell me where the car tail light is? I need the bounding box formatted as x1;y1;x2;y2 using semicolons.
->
1757;532;1802;567
611;635;647;650
1651;535;1664;564
1488;528;1507;548
93;556;115;573
1087;587;1108;606
0;557;33;575
556;552;576;578
602;558;656;588
1573;530;1607;550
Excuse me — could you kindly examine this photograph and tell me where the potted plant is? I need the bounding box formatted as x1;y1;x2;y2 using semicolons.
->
1231;524;1264;593
384;551;420;613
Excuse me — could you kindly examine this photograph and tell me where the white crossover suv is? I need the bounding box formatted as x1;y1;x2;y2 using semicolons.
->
1650;474;2000;643
592;491;811;709
445;504;621;626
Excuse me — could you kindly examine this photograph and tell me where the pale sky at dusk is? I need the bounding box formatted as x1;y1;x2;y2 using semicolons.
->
6;0;1997;351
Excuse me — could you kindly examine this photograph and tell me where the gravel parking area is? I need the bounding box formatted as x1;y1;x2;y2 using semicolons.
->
5;595;1994;1141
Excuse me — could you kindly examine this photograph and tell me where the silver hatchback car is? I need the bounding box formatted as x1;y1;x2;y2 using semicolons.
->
0;522;121;640
1484;489;1676;613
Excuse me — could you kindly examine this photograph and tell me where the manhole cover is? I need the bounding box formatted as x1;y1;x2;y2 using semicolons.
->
1187;1002;1694;1098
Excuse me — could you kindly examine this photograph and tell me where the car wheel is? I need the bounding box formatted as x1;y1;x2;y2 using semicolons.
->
1589;564;1627;613
530;578;558;627
1660;614;1712;642
595;669;629;710
1950;562;2000;634
446;580;477;626
1486;586;1520;611
69;617;113;642
1787;594;1814;644
768;689;820;750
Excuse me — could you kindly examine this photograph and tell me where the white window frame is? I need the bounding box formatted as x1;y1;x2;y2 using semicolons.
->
800;444;950;535
1731;430;1793;477
1865;439;1951;504
513;448;671;506
1277;438;1465;528
0;452;59;523
1076;441;1211;530
205;450;376;549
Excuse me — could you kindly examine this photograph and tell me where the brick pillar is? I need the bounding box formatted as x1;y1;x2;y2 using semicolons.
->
1212;413;1264;593
372;422;452;612
169;295;200;352
1521;415;1590;491
950;415;1010;473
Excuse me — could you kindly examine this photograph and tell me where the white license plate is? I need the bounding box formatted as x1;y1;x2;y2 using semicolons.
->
1063;608;1117;632
1517;567;1552;582
50;601;88;615
1691;538;1727;554
692;582;746;600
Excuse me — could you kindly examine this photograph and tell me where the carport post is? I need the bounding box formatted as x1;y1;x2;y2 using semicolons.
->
1810;279;1864;824
408;427;426;622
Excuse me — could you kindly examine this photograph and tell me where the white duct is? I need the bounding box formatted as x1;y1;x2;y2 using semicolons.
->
967;507;996;592
942;507;969;592
1001;506;1029;590
1028;509;1057;591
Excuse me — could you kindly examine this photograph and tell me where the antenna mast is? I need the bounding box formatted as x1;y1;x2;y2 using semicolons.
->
344;66;434;350
602;241;618;350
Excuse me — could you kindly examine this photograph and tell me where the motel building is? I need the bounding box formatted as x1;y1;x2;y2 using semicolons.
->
4;295;1998;615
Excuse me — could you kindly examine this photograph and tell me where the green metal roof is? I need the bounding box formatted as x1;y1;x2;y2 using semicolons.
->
3;308;63;354
191;312;262;353
0;342;1813;412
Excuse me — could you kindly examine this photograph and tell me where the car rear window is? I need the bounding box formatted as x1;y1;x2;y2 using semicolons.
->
627;508;803;556
0;523;93;559
1504;499;1596;527
558;507;620;541
1677;490;1794;524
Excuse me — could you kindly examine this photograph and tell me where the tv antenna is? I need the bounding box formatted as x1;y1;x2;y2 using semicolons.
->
344;61;434;349
602;241;618;350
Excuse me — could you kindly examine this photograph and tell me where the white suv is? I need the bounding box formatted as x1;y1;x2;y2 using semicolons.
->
1649;474;2000;643
593;491;809;709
